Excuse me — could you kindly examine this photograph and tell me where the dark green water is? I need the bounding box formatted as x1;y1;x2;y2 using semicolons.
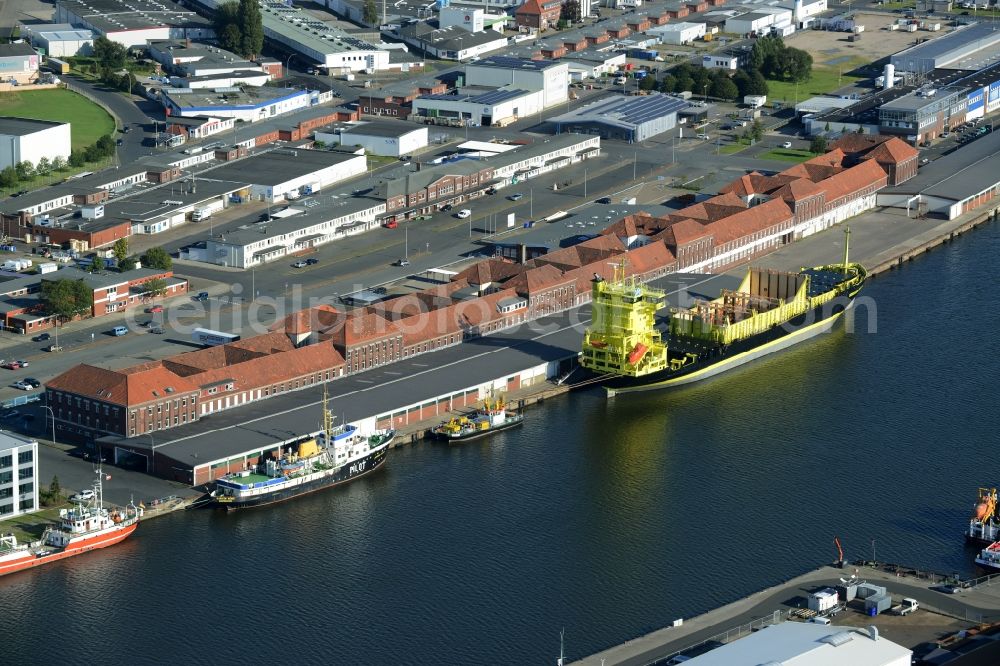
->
2;222;998;665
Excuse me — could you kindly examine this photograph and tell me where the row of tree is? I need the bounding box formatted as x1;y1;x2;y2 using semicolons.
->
642;62;767;102
215;0;264;59
0;135;117;189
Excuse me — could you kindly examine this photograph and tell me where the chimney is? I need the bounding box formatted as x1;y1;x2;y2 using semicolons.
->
519;243;527;264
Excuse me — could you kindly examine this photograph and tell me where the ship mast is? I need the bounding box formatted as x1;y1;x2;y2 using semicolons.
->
842;225;851;273
322;383;334;442
557;628;565;666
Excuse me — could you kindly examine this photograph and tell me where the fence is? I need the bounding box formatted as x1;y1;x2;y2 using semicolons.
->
2;393;42;409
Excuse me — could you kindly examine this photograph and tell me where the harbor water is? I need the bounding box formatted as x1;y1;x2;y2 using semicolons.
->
2;222;999;664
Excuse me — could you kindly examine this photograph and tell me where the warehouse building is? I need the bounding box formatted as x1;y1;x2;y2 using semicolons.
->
412;87;544;127
204;149;367;203
673;623;910;665
0;118;71;171
725;8;793;36
877;129;1000;219
877;84;968;143
548;94;688;143
465;57;569;110
318;122;429;157
891;22;1000;73
55;0;214;48
27;24;96;57
160;86;321;121
396;22;508;61
0;42;40;85
198;196;387;267
648;22;706;45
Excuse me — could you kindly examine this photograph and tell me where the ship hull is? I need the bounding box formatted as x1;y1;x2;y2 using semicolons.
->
217;446;388;511
0;521;138;577
604;296;855;396
434;416;524;443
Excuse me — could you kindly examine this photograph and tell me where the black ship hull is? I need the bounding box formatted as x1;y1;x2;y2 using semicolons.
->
602;294;856;396
218;447;388;511
433;416;524;443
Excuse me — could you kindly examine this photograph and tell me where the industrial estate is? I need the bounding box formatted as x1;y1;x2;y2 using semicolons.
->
2;0;1000;661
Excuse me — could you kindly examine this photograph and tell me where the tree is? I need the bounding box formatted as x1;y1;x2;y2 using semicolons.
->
36;157;52;176
142;277;168;297
112;238;129;266
810;135;828;154
40;278;93;322
120;255;139;271
96;134;116;158
675;75;695;94
238;0;264;58
750;119;764;142
0;167;17;188
69;150;86;168
732;69;752;98
93;36;127;69
710;76;739;101
562;0;582;23
785;48;813;83
639;74;657;91
40;475;65;507
215;1;242;52
142;246;173;270
89;256;106;273
856;125;865;134
658;74;677;93
15;161;34;180
52;156;68;171
747;69;769;96
363;0;379;25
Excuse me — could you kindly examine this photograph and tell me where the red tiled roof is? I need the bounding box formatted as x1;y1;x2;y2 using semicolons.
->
624;241;676;274
704;197;793;247
271;304;344;335
863;136;919;164
829;133;892;156
504;263;573;295
819;159;887;204
325;311;400;349
453;258;523;286
396;288;518;346
772;177;824;203
46;363;200;406
194;342;344;390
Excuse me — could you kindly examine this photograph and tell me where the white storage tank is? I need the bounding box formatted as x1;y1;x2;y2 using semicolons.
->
883;63;895;90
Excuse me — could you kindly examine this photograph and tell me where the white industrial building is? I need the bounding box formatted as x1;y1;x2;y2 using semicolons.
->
0;42;40;85
26;24;96;57
412;87;545;126
318;122;429;157
160;87;317;121
675;623;910;666
465;57;569;109
726;8;793;36
0;432;39;519
396;22;509;61
648;22;706;45
55;0;214;48
565;51;627;80
779;0;828;27
199;197;387;267
205;149;368;203
0;118;71;170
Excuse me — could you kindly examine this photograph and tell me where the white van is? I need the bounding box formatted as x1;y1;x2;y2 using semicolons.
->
112;326;128;337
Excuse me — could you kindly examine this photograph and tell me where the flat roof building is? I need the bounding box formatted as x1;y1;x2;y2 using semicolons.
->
30;26;96;57
204;149;367;202
55;0;214;47
548;94;688;143
395;22;508;61
0;42;40;84
0;432;39;519
320;121;429;157
0;118;71;171
891;22;1000;73
160;86;317;122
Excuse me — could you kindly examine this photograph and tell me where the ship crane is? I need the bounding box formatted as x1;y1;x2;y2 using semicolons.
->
834;536;845;568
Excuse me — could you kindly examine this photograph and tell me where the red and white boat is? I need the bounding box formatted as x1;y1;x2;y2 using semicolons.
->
0;469;142;577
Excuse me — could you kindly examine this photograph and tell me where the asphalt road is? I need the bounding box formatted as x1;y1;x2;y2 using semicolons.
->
63;76;164;163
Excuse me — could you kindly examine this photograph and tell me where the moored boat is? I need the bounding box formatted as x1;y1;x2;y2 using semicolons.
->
975;540;1000;573
0;470;141;577
967;487;999;545
212;387;394;510
431;395;523;442
581;228;867;396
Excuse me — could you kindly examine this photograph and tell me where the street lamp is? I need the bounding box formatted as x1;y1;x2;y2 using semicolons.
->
285;53;297;78
703;83;709;104
41;405;56;445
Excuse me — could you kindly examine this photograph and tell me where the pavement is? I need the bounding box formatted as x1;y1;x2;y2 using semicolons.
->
573;563;1000;665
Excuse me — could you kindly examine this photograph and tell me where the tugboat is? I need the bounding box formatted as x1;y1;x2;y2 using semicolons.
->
0;469;142;577
967;488;999;545
581;227;867;396
212;386;394;510
431;394;523;442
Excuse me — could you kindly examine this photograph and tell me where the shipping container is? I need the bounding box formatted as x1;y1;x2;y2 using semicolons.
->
192;328;240;347
46;57;70;75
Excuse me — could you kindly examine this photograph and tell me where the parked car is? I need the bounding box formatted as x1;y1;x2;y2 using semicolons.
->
13;380;33;391
70;489;96;502
195;291;209;301
23;378;40;389
696;133;710;140
32;333;51;342
440;204;453;211
780;141;793;149
456;209;472;218
394;259;410;267
150;326;165;334
305;258;319;265
145;305;164;313
383;220;398;229
291;260;308;268
2;360;28;369
508;193;524;201
920;157;930;165
596;196;612;204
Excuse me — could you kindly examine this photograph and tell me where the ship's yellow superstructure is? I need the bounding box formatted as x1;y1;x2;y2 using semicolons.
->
581;262;670;378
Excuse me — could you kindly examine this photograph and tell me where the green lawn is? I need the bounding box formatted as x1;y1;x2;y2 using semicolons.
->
767;67;865;106
719;144;748;155
759;148;816;163
0;88;115;151
0;506;64;543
